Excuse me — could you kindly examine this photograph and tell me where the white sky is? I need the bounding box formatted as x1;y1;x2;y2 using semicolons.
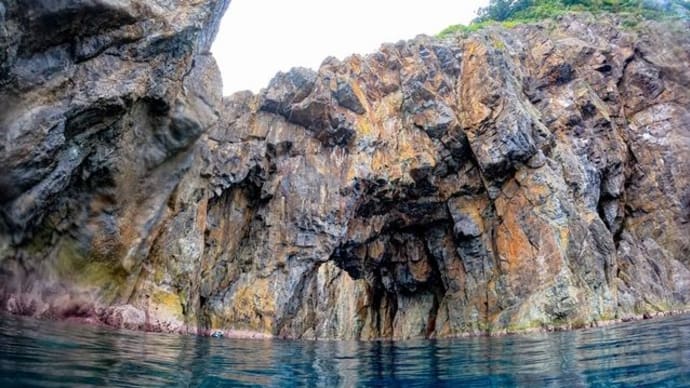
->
211;0;489;95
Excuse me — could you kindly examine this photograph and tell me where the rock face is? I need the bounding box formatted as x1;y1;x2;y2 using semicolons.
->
0;0;229;331
1;6;689;339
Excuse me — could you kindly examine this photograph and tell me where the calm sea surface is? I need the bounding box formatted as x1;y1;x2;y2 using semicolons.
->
0;312;689;387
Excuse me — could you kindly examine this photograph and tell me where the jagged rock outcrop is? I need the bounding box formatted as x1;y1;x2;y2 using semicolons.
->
1;4;689;340
0;0;229;330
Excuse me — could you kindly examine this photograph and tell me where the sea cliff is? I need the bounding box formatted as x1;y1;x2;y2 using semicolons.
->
1;1;689;339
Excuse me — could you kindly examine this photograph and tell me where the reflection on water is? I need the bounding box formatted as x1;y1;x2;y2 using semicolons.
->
1;313;689;386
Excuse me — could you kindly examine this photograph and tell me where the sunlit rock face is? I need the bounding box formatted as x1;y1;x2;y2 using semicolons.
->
1;3;689;340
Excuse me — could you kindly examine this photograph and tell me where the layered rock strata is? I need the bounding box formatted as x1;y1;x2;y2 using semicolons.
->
1;4;689;339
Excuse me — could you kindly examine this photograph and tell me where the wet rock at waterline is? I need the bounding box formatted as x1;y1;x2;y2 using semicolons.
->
0;3;689;340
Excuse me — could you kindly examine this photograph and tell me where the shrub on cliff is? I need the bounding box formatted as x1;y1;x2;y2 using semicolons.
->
439;0;690;36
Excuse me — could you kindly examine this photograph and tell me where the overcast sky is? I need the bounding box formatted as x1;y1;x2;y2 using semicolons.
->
211;0;489;95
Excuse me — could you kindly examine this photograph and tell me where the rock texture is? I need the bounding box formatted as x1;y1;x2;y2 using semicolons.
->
1;5;689;340
0;0;229;330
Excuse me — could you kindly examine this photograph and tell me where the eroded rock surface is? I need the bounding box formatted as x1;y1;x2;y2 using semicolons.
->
0;0;229;331
1;7;689;339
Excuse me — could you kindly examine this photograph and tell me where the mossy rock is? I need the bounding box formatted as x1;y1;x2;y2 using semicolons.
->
55;239;128;301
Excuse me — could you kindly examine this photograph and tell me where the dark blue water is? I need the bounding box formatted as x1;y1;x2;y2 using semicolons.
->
1;313;689;387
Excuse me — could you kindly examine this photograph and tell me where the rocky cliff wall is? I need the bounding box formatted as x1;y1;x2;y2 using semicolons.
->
1;3;689;340
0;0;229;329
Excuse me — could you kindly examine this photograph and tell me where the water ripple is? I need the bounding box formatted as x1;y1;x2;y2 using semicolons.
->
1;314;690;386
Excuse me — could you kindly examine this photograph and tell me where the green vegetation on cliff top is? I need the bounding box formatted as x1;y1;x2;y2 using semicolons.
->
439;0;690;37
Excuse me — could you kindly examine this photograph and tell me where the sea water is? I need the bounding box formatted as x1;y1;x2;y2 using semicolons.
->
1;313;689;386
